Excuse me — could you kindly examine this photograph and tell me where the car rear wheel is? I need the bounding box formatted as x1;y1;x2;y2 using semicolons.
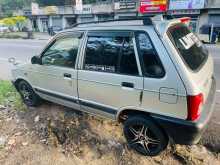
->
17;80;41;107
123;115;168;156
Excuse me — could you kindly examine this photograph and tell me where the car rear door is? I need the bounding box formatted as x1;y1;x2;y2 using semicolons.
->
135;29;188;119
30;32;83;110
77;31;143;119
167;23;214;102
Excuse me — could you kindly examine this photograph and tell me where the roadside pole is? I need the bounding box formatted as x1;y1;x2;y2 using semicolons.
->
210;23;214;43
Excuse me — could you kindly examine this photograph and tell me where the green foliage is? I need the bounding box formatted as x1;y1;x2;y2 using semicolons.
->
82;0;96;4
0;0;32;16
0;33;23;39
0;80;15;104
35;0;69;6
0;80;26;111
0;16;27;32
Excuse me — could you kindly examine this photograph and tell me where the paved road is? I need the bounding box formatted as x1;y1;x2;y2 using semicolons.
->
0;39;47;80
206;44;220;90
0;39;219;149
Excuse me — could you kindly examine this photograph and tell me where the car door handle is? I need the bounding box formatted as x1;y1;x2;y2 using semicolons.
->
63;73;72;78
121;82;134;88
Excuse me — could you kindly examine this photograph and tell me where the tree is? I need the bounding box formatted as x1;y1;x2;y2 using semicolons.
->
35;0;74;6
1;16;27;28
0;0;32;17
82;0;96;4
0;0;75;17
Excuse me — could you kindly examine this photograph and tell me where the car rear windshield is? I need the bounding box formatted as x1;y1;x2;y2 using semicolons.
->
167;23;208;71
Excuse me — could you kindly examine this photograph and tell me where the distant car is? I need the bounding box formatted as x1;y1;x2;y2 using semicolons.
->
199;24;220;43
0;25;9;33
11;16;216;156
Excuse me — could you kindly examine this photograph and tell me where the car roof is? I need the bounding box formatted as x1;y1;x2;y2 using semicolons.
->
63;19;152;31
60;15;182;36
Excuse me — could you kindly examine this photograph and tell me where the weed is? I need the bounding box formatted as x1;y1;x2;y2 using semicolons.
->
0;80;27;111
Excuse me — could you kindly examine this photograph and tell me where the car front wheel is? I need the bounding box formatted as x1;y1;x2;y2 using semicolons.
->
17;80;41;107
123;115;168;156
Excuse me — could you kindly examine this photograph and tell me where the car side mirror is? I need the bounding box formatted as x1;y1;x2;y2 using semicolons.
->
31;56;41;65
8;57;16;64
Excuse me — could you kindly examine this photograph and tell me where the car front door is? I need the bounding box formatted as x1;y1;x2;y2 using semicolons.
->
30;32;83;110
77;31;143;119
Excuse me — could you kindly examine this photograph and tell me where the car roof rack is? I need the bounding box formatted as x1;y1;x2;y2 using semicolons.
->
69;16;154;28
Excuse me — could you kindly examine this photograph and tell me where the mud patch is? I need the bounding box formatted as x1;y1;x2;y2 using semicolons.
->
0;102;219;165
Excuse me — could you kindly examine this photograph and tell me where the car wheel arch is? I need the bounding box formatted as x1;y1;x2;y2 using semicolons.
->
14;78;32;90
117;109;151;123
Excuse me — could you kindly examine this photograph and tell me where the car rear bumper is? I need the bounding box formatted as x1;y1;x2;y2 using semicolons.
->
151;77;216;145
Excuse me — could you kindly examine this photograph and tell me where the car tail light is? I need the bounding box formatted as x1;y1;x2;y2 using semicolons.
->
187;93;204;121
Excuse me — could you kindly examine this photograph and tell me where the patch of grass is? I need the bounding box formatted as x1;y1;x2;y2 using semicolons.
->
0;33;22;39
0;80;14;104
0;80;27;111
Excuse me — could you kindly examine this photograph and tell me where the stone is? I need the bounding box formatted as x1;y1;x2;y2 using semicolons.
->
6;117;12;122
0;137;6;146
0;105;6;110
14;132;22;136
22;142;28;146
40;139;47;143
34;115;40;123
8;138;16;146
107;140;121;148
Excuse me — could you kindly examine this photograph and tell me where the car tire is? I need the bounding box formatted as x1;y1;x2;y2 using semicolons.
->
123;115;168;156
17;80;41;107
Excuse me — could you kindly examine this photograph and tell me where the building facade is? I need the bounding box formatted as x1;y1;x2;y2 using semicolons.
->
18;0;219;35
28;1;141;32
199;0;220;27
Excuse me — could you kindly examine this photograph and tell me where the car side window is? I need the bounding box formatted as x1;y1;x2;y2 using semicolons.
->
84;34;139;76
136;32;165;78
119;37;139;75
41;35;80;68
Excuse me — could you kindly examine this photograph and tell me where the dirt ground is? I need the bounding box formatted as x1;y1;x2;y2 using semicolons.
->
0;102;220;165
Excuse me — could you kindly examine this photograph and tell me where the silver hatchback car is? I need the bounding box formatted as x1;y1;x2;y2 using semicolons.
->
11;16;216;156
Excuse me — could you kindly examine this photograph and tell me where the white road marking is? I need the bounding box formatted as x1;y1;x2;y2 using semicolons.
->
213;121;220;125
0;43;42;48
0;57;23;63
0;57;9;62
213;57;220;60
217;90;220;93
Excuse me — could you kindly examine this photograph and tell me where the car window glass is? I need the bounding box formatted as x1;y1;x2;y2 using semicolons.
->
42;36;80;68
84;36;123;73
84;34;139;76
137;33;165;78
119;37;139;75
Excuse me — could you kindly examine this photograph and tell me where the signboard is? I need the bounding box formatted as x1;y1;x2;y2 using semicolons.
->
169;0;205;10
120;1;136;9
139;0;167;13
75;4;92;14
76;0;83;12
31;3;39;15
44;6;59;15
115;1;136;10
115;2;120;10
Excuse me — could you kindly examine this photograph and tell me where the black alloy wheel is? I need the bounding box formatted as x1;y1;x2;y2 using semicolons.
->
123;115;168;156
17;80;41;107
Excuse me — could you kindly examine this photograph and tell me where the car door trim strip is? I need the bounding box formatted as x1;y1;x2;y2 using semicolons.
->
79;100;117;115
34;88;117;115
35;88;78;104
